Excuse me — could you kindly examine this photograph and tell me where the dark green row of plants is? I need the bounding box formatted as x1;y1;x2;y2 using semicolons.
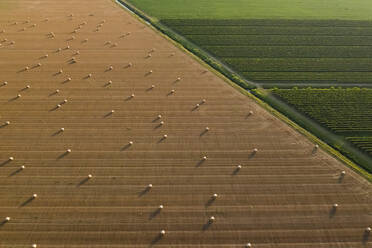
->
221;58;372;72
169;25;372;36
203;46;372;58
162;19;372;27
184;34;372;46
242;71;372;84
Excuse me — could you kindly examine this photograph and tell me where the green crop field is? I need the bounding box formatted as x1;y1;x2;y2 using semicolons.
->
272;88;372;164
126;0;372;20
163;19;372;88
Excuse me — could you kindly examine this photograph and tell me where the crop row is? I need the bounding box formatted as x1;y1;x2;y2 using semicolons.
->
271;88;372;134
242;72;372;84
184;34;372;46
203;45;372;58
221;58;372;72
346;137;372;156
170;25;372;36
162;19;372;27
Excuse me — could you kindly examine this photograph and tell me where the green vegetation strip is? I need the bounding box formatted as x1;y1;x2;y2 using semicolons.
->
126;0;372;20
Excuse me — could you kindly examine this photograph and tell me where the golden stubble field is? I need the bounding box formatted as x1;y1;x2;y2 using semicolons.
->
0;0;371;247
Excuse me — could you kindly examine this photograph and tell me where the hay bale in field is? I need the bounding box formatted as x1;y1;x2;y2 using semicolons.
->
60;128;64;132
5;121;10;125
158;205;163;210
245;243;252;248
8;157;14;161
147;184;153;189
209;216;215;223
32;244;37;248
4;217;10;222
160;230;165;236
88;174;92;179
205;127;209;131
202;156;207;160
3;81;7;86
66;149;71;153
32;194;37;198
129;141;134;146
16;94;21;98
21;165;25;170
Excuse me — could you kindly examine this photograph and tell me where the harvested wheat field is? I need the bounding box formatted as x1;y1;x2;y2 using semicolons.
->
0;0;371;247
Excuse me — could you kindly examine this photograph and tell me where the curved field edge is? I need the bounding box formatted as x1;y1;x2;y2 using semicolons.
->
114;0;371;182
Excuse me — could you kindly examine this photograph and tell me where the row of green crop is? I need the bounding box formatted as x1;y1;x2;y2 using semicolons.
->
170;25;372;36
346;137;372;156
221;58;372;72
242;71;372;83
162;19;372;27
202;46;372;58
184;34;372;46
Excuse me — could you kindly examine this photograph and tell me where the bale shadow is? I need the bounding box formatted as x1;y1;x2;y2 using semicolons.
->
103;82;111;88
19;87;29;92
157;137;166;143
8;96;19;102
338;174;345;183
0;123;9;129
103;112;113;118
146;87;154;92
329;207;337;218
153;123;162;130
19;196;34;207
245;113;253;119
144;71;152;77
148;208;161;220
51;129;63;137
204;198;215;208
49;105;59;112
248;151;256;159
138;187;151;197
200;129;208;137
76;177;90;187
149;233;162;247
231;167;241;176
49;91;59;97
363;231;370;243
202;221;212;231
0;219;8;226
191;106;199;112
121;143;132;151
61;79;71;84
124;96;133;101
0;160;11;167
311;147;318;155
195;159;206;168
57;151;70;159
8;168;23;177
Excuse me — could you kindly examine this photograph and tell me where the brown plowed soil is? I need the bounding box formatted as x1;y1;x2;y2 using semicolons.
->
0;0;371;247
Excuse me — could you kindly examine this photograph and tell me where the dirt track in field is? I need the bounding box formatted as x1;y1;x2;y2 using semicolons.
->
0;0;371;247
